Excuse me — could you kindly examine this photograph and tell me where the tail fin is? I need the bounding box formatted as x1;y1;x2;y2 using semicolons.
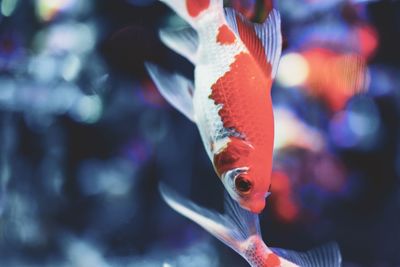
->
159;0;223;27
272;243;342;267
159;183;259;255
159;183;343;267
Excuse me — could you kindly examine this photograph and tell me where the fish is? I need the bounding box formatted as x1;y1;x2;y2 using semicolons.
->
145;0;282;213
159;183;342;267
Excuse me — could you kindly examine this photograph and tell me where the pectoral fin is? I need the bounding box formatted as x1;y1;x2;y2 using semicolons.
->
159;27;198;64
145;62;195;122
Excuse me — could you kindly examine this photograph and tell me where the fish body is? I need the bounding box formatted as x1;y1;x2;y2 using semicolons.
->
160;184;342;267
146;0;282;213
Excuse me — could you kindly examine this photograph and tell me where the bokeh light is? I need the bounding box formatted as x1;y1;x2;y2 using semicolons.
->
276;53;309;88
0;0;399;266
36;0;78;22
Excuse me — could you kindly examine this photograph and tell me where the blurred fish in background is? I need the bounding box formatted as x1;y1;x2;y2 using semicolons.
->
0;0;399;266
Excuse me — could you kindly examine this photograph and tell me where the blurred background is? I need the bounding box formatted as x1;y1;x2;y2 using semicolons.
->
0;0;399;266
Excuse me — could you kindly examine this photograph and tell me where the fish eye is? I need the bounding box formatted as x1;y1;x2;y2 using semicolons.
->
235;175;252;194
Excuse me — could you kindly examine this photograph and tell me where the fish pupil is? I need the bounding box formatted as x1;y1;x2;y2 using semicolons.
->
235;176;252;193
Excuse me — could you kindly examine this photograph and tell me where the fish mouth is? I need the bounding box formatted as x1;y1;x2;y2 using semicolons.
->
241;199;265;214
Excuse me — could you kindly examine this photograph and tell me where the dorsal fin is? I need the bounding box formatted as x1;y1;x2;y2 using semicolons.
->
224;8;282;78
159;26;198;64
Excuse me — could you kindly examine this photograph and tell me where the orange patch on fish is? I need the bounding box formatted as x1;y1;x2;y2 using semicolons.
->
209;52;272;145
186;0;210;17
265;253;281;267
216;25;236;45
213;137;252;176
210;52;274;188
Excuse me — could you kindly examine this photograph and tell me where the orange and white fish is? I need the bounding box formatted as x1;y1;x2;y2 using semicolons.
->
146;0;282;213
160;184;342;267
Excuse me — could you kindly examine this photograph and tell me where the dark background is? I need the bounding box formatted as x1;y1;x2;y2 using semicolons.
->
0;0;399;266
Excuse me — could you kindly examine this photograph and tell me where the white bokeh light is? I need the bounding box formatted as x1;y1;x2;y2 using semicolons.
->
276;52;309;87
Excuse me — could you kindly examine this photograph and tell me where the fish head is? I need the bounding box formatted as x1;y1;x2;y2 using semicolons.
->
221;166;270;214
214;137;271;214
